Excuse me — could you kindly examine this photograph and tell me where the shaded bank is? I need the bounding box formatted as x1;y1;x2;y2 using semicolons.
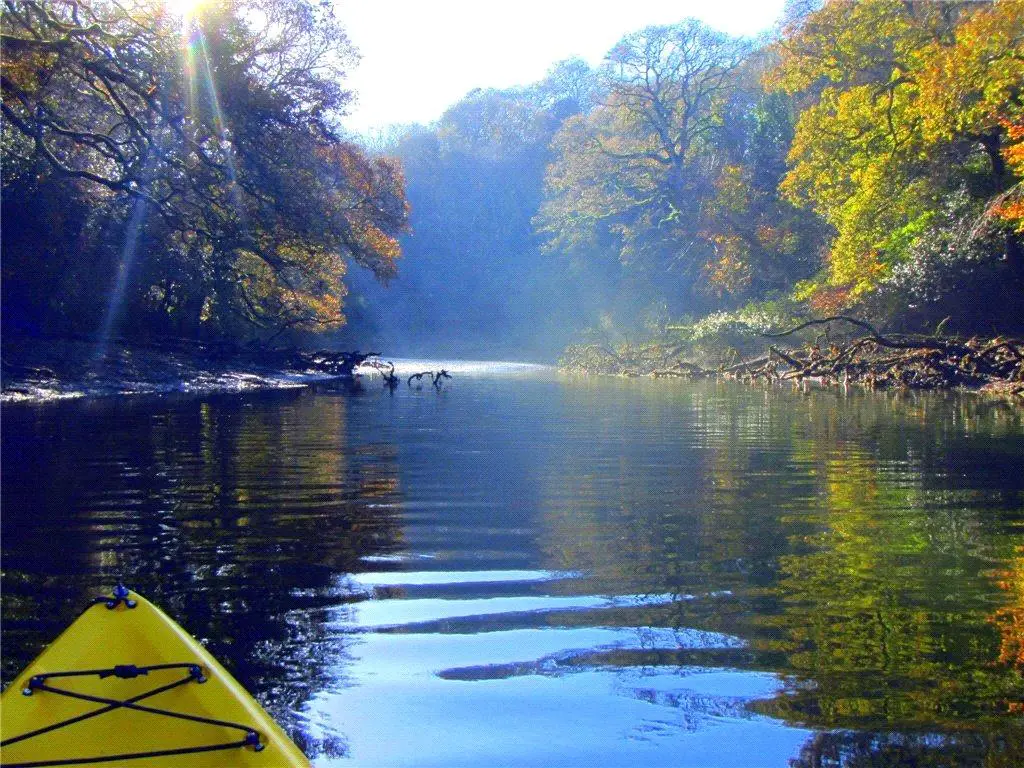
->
0;337;387;403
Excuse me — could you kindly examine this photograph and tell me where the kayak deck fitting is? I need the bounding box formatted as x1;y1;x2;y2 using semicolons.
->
0;587;310;767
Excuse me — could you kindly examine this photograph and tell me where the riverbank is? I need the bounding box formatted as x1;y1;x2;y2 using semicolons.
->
0;336;349;403
560;325;1024;398
0;336;555;403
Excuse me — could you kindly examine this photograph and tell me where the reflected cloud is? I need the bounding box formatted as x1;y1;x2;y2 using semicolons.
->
333;593;685;630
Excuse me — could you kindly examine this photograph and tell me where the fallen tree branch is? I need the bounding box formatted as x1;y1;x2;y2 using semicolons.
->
764;315;952;350
559;330;1023;396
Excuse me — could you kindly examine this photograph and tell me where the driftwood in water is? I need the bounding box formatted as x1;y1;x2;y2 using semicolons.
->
651;361;714;379
408;371;432;387
562;341;692;377
364;359;400;389
561;316;1024;395
405;370;453;388
752;317;1023;391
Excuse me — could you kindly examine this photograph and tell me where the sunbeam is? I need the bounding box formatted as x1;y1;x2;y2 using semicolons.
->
95;196;150;360
181;22;247;221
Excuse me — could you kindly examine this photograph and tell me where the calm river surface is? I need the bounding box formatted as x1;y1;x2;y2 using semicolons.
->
3;363;1023;766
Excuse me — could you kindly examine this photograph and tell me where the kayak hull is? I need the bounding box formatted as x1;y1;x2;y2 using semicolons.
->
0;591;310;767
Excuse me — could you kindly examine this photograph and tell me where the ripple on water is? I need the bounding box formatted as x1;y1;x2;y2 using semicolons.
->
347;570;581;588
301;566;802;767
332;593;688;630
7;377;1015;765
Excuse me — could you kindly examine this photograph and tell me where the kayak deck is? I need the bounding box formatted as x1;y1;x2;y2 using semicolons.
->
1;590;310;767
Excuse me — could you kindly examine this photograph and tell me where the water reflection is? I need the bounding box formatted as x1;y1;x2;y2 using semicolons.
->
3;378;1023;766
532;381;1024;764
1;389;404;751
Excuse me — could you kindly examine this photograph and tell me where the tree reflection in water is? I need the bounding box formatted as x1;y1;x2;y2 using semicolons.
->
1;389;404;752
536;382;1023;765
2;380;1022;765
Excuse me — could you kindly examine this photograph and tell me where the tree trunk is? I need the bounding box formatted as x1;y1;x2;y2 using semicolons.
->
980;130;1006;185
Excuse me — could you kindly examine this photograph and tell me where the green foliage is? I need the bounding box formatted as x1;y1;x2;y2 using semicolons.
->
537;20;822;326
537;20;753;309
769;0;1024;307
866;187;1021;332
8;0;1022;354
666;299;804;361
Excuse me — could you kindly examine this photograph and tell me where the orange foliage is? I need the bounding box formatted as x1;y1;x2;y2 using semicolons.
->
1002;117;1024;176
756;224;799;254
349;221;402;280
995;198;1024;233
703;234;752;296
915;1;1024;145
990;547;1024;670
993;117;1024;232
808;284;854;315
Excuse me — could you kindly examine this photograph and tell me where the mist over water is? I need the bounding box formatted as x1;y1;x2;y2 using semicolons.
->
3;374;1023;766
358;359;554;379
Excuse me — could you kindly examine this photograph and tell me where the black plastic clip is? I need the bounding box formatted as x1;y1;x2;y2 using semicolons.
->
245;731;265;752
100;665;149;680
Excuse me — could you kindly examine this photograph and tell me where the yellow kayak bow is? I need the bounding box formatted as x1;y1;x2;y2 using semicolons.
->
1;587;310;767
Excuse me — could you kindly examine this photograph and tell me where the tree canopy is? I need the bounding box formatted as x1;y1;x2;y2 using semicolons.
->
4;0;1022;356
768;0;1024;314
532;2;1023;337
2;0;407;342
536;20;821;321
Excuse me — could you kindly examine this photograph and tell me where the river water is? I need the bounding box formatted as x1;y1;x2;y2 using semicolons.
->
3;363;1023;766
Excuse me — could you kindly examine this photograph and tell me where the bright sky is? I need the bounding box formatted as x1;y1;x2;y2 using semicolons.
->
335;0;787;135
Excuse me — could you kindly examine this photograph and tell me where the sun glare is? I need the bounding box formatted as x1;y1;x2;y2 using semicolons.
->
163;0;202;19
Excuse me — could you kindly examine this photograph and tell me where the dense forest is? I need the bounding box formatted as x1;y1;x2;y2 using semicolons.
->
346;0;1023;361
2;0;1023;365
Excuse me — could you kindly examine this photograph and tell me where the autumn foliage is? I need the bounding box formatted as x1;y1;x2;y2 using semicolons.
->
534;1;1023;338
768;0;1024;311
1;0;408;343
2;0;1022;351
